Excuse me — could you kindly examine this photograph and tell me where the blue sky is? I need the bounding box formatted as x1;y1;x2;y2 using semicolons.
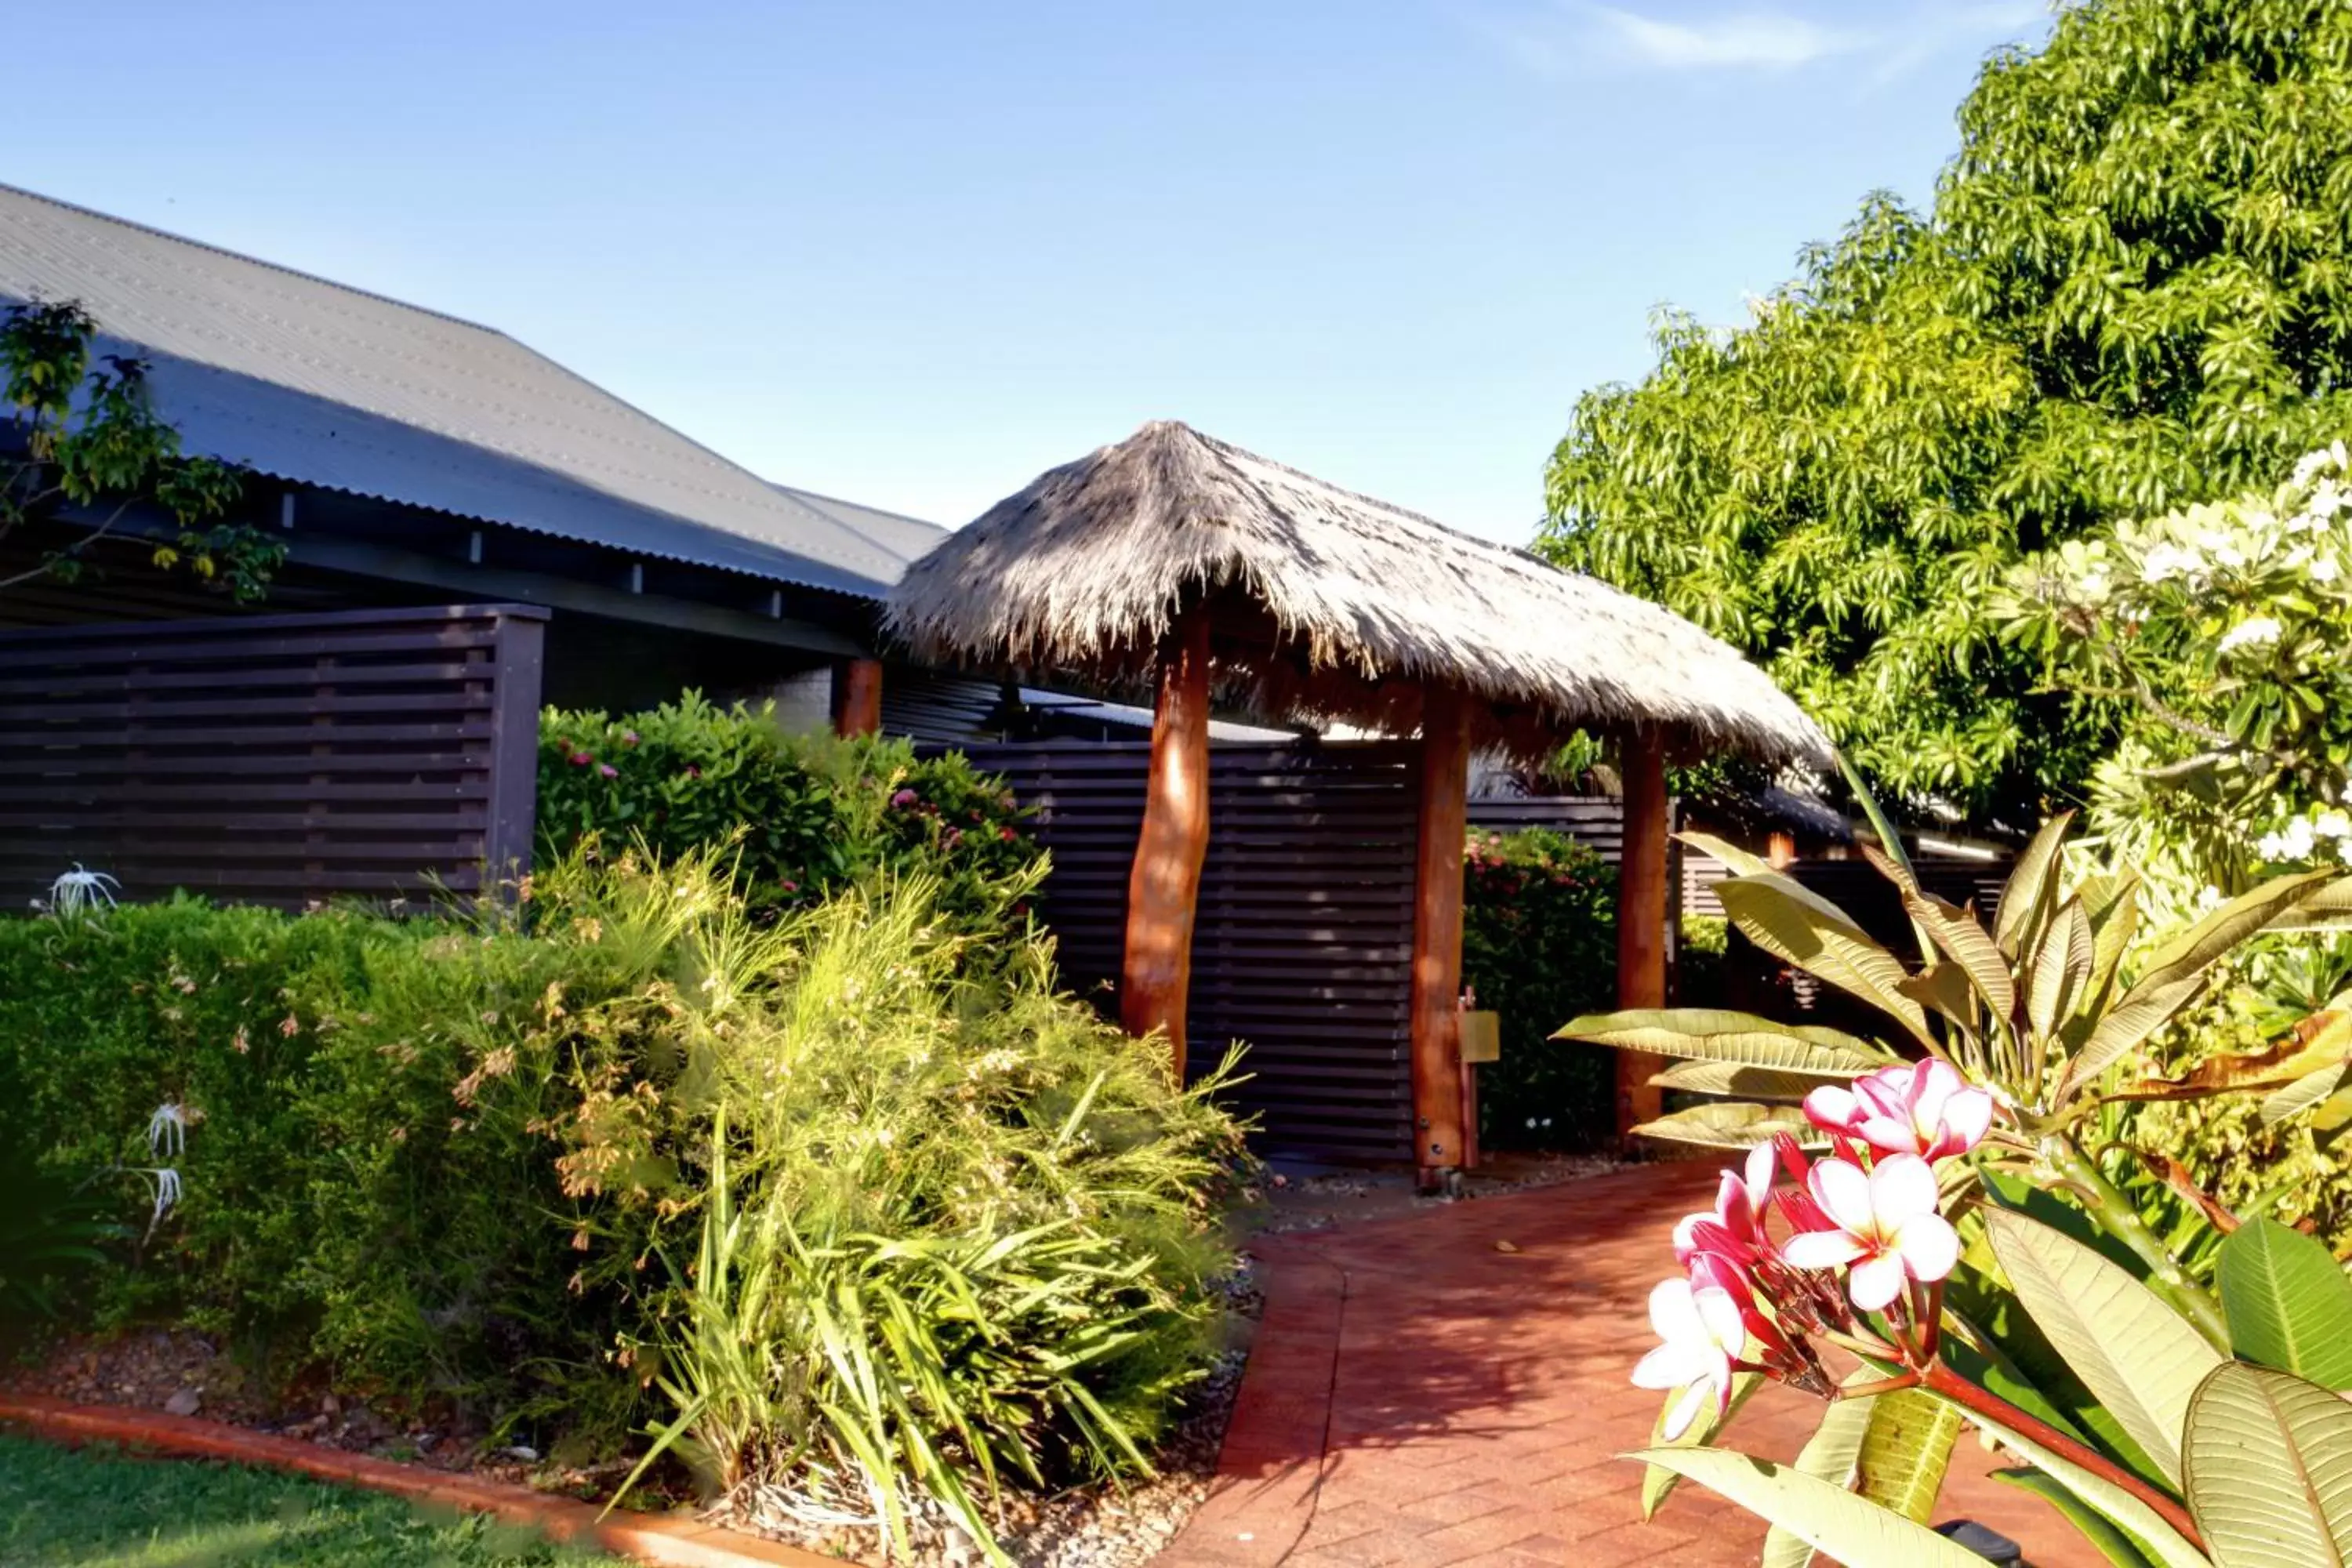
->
24;1;2051;545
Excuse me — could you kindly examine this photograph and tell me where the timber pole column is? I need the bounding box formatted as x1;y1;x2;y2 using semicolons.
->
831;658;884;737
1409;685;1472;1188
1121;606;1214;1083
1615;728;1669;1134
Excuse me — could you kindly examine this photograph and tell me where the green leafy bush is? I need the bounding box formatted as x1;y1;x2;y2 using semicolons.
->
1461;827;1617;1149
0;848;1243;1531
537;693;1034;931
564;861;1244;1555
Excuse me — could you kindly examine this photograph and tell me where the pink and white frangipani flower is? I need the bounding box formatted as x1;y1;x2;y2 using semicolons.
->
1778;1153;1960;1312
1673;1134;1808;1265
1803;1060;1993;1162
1632;1276;1748;1439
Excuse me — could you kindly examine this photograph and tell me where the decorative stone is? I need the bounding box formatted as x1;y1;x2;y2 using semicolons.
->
163;1388;201;1417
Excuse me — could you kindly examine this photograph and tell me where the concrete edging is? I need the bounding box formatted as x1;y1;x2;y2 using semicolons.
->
0;1393;848;1568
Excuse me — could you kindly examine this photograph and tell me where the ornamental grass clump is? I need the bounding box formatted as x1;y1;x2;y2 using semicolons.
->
531;849;1247;1561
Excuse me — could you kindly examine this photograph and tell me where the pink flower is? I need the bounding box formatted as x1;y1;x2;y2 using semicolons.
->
1780;1154;1959;1312
890;788;918;808
1804;1061;1992;1162
1673;1136;1803;1267
621;731;641;747
598;763;618;779
568;750;593;767
1632;1277;1748;1439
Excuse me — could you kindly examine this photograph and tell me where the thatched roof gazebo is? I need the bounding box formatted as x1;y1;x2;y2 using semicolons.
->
892;420;1826;1179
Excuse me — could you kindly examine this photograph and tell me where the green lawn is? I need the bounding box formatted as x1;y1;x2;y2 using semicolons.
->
0;1433;620;1566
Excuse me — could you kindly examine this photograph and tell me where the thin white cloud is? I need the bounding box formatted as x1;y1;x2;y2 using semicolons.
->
1586;5;1864;70
1475;1;2049;82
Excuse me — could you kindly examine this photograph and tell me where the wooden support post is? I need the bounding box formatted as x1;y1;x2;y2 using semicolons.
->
1410;685;1471;1186
830;658;883;737
1120;608;1213;1082
1768;830;1798;870
1616;730;1670;1136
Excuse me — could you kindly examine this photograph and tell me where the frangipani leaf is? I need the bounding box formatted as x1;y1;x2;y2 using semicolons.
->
1986;1209;2226;1484
2063;975;2209;1102
1904;887;2016;1022
1856;1388;1963;1525
1717;877;1936;1048
1761;1388;1878;1568
1991;1468;2160;1568
1640;1371;1763;1519
1624;1446;1986;1568
2026;895;2095;1041
1629;1100;1824;1151
2183;1363;2352;1568
1936;1403;2211;1568
2136;871;2342;993
1553;1008;1893;1073
2214;1218;2352;1388
1996;811;2076;960
1679;829;1780;880
1649;1060;1843;1101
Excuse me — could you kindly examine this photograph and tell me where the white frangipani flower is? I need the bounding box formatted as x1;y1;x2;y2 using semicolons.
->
2216;616;2283;653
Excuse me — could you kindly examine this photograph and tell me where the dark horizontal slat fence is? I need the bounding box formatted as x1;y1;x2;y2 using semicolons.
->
0;604;547;910
962;740;1420;1163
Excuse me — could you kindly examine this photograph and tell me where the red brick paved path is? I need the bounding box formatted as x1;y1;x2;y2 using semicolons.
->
1163;1163;2103;1568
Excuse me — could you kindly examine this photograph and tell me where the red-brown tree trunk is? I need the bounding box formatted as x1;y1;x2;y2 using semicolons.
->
831;658;883;737
1120;608;1213;1082
1616;731;1670;1134
1410;685;1471;1186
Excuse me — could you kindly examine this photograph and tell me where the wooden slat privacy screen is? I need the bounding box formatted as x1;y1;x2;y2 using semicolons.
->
962;741;1421;1163
0;604;548;910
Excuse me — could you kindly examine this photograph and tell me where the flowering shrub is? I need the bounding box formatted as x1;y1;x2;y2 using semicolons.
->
537;692;1034;931
1459;827;1617;1147
1563;816;2352;1562
2005;441;2352;902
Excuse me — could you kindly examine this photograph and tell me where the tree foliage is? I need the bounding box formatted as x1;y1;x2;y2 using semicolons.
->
1;299;279;601
1541;0;2352;822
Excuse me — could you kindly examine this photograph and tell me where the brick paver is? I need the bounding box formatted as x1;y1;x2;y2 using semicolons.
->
1164;1163;2104;1568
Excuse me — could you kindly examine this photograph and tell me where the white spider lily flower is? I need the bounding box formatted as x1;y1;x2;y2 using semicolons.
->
148;1102;191;1160
49;865;121;916
138;1167;183;1240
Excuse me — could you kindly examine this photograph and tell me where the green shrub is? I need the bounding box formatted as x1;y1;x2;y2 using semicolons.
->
1461;827;1617;1149
536;693;1035;931
0;848;1243;1522
543;855;1244;1555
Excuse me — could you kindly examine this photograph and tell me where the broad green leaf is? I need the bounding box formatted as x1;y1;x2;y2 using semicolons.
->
1717;877;1937;1048
1991;1468;2160;1568
1640;1371;1763;1519
1904;887;2016;1022
1996;811;2076;960
2261;1065;2350;1127
1629;1100;1824;1151
1762;1387;1878;1568
2274;876;2352;931
2183;1363;2352;1568
1986;1209;2226;1484
1650;1059;1845;1101
2215;1218;2352;1388
1939;1404;2212;1568
1857;1388;1963;1524
2137;871;2342;993
1624;1446;1987;1568
2063;975;2209;1101
1900;961;1982;1030
2026;895;2096;1040
1679;829;1780;880
2082;872;2143;1014
1552;1007;1893;1072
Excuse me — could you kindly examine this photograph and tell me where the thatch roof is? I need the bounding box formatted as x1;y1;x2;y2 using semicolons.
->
887;421;1828;765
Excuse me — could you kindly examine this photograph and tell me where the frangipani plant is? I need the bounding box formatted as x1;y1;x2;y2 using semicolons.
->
1559;811;2352;1564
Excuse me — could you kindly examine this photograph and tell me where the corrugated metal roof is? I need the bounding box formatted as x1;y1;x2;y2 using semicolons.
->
0;183;909;597
768;483;948;573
